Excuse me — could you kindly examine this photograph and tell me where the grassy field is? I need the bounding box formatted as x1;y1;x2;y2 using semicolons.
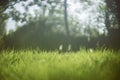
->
0;49;120;80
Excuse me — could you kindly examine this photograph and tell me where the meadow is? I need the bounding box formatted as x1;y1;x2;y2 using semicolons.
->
0;49;120;80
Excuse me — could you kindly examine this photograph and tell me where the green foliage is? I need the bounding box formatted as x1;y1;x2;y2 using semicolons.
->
0;49;120;80
2;11;102;51
5;0;64;22
2;15;67;50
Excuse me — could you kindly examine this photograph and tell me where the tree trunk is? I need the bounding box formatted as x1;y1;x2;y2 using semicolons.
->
105;6;111;33
64;0;70;36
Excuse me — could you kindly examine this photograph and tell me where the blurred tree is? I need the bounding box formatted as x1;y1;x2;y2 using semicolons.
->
0;18;6;48
0;0;9;47
0;0;9;13
104;0;120;50
0;0;28;14
3;0;120;50
3;14;67;50
0;0;27;42
64;0;70;36
105;0;120;27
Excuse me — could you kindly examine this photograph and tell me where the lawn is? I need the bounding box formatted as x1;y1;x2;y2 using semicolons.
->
0;49;120;80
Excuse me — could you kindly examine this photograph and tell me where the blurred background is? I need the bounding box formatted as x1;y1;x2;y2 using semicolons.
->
0;0;120;51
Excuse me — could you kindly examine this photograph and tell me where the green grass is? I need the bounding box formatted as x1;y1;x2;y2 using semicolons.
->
0;49;120;80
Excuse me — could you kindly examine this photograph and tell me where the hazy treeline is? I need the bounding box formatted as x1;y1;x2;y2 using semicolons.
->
0;19;118;51
0;0;120;51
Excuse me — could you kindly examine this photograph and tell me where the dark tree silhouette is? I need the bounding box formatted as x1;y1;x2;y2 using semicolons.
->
105;0;120;50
